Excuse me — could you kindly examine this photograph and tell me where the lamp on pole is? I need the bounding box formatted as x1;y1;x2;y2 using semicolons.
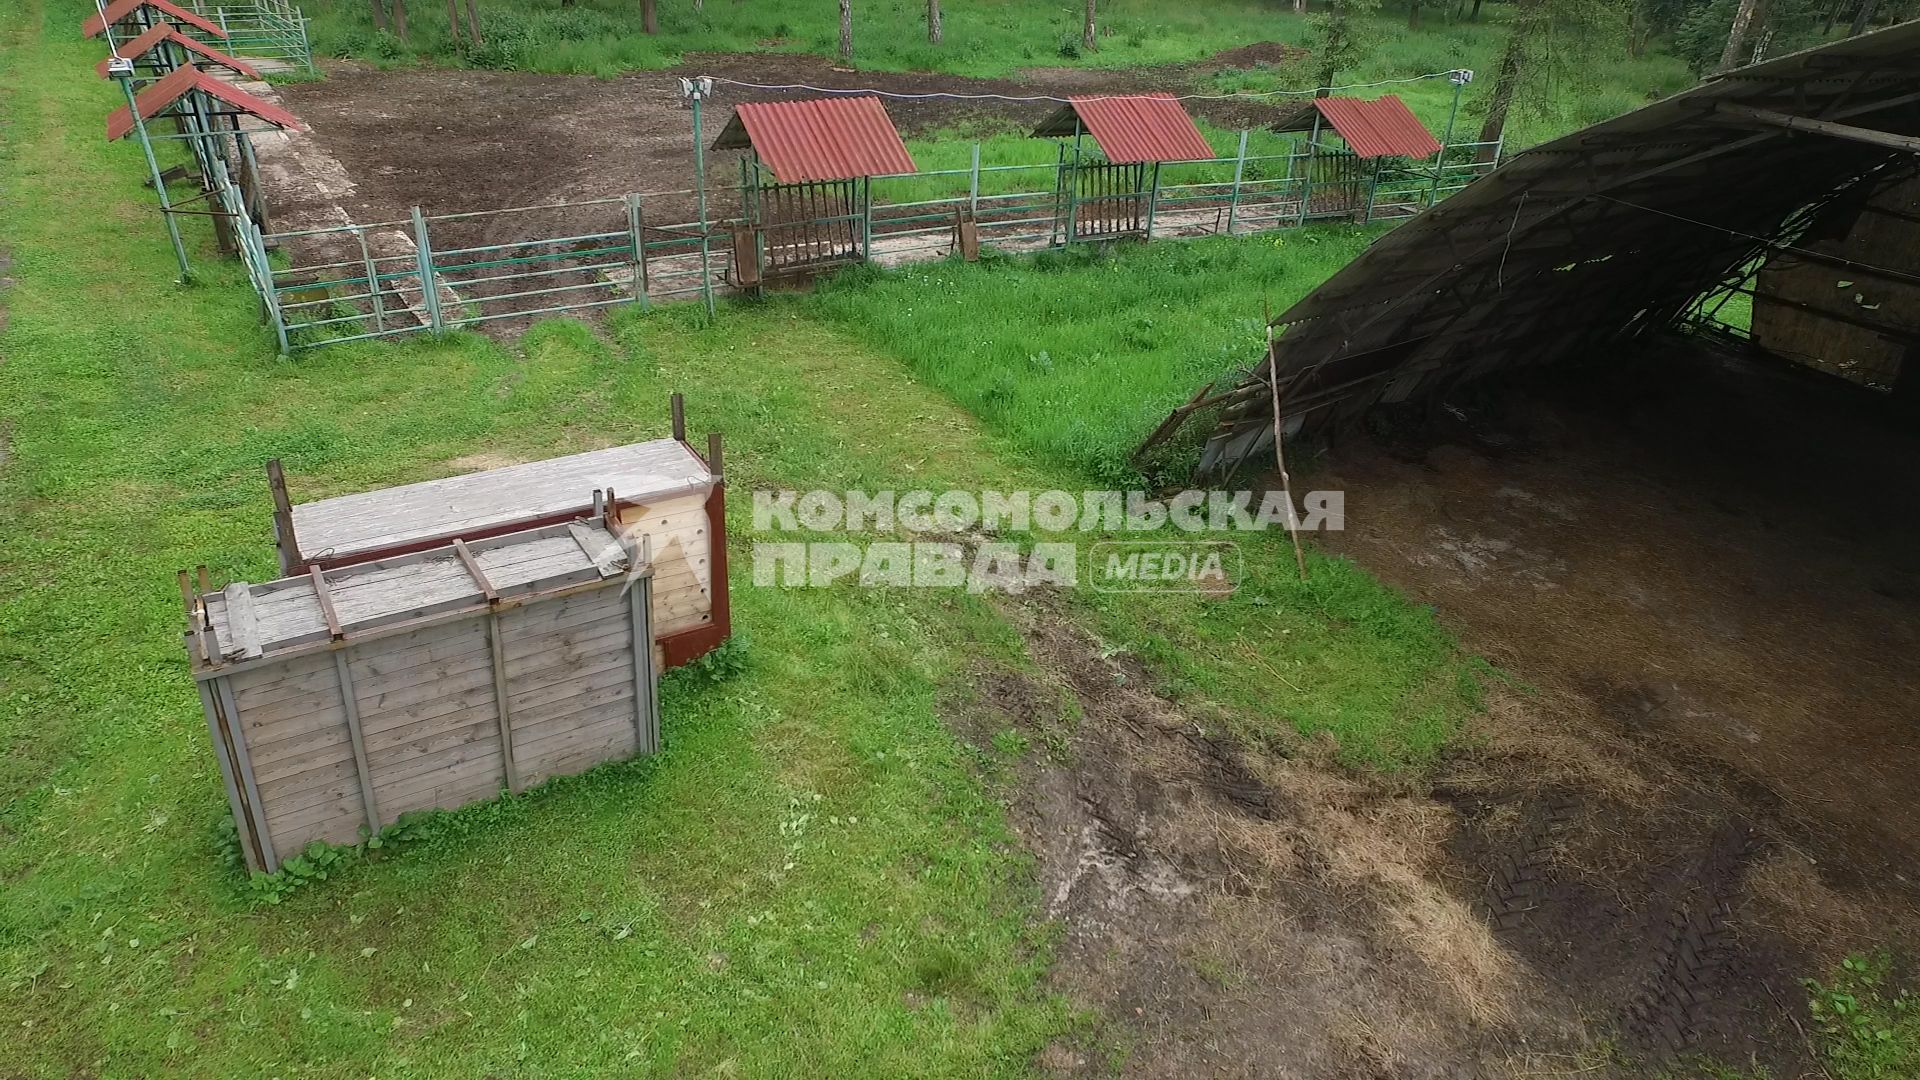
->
1430;67;1473;207
680;76;717;316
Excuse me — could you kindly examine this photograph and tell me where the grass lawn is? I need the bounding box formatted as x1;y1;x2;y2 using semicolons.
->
2;0;1474;1072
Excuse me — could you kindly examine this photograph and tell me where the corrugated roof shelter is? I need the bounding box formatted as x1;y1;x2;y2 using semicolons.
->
106;65;302;141
1031;94;1215;163
1273;95;1442;160
83;0;226;40
710;97;916;182
1137;22;1920;481
94;24;260;80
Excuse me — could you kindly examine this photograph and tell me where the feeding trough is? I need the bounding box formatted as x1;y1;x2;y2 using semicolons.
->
711;96;916;285
1030;94;1215;244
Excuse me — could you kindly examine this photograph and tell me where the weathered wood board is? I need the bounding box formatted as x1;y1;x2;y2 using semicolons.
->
188;520;660;874
274;435;728;668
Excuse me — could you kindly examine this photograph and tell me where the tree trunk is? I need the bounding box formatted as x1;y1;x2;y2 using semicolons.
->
1469;0;1482;19
1848;0;1878;35
641;0;658;33
444;0;462;44
927;0;941;42
464;0;482;42
390;0;409;42
839;0;853;61
368;0;387;31
1295;0;1306;13
1476;31;1522;162
1408;0;1420;28
1083;0;1098;51
1716;0;1759;71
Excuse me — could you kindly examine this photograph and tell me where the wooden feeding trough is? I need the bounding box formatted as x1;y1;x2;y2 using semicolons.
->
182;518;660;873
1030;94;1215;244
1270;95;1443;222
267;395;730;670
711;96;916;286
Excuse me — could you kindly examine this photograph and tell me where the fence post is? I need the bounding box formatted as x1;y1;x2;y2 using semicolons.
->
626;193;650;310
1226;129;1248;235
357;226;386;333
1296;150;1312;228
1143;162;1161;240
411;206;444;332
1362;167;1379;224
968;143;980;217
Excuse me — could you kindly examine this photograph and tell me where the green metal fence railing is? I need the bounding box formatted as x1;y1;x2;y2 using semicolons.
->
181;0;314;71
258;134;1500;353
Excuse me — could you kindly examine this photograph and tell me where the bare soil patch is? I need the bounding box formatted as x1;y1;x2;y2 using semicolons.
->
947;341;1917;1077
273;47;1303;233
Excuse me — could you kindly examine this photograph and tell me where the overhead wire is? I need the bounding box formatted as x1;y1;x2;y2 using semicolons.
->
690;70;1463;105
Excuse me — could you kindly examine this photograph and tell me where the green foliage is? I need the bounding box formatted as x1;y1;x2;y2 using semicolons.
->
1309;0;1384;88
667;631;754;689
1807;953;1920;1079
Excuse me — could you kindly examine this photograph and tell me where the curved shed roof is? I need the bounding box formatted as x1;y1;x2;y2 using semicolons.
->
1142;22;1920;482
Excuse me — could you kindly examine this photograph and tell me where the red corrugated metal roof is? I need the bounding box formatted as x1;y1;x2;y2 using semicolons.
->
711;97;916;182
1033;94;1215;163
1312;95;1442;160
84;0;227;40
106;65;301;141
94;24;260;79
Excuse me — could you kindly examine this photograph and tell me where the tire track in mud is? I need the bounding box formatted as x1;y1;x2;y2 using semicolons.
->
1623;821;1764;1058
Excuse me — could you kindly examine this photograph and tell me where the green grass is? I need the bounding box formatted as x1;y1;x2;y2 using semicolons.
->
808;230;1385;484
2;0;1484;1070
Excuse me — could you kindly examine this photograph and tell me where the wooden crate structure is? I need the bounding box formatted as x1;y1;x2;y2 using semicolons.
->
184;520;660;873
267;396;730;669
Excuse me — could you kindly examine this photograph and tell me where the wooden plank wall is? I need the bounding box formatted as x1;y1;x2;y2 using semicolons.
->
210;581;653;866
617;490;714;644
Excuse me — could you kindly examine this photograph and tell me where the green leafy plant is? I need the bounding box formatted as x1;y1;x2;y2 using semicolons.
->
1807;953;1919;1079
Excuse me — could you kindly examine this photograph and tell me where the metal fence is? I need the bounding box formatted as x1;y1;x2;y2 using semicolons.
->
182;0;314;71
260;135;1502;352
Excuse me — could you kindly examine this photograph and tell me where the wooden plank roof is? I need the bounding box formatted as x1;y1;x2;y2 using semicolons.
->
105;65;301;140
289;440;713;566
710;97;916;182
1031;94;1215;163
83;0;226;40
93;24;260;79
1144;21;1920;482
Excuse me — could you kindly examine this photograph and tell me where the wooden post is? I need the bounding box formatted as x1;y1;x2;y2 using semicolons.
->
626;192;650;309
266;458;300;575
670;392;687;442
331;652;383;836
213;675;277;871
487;611;522;794
1267;343;1308;582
